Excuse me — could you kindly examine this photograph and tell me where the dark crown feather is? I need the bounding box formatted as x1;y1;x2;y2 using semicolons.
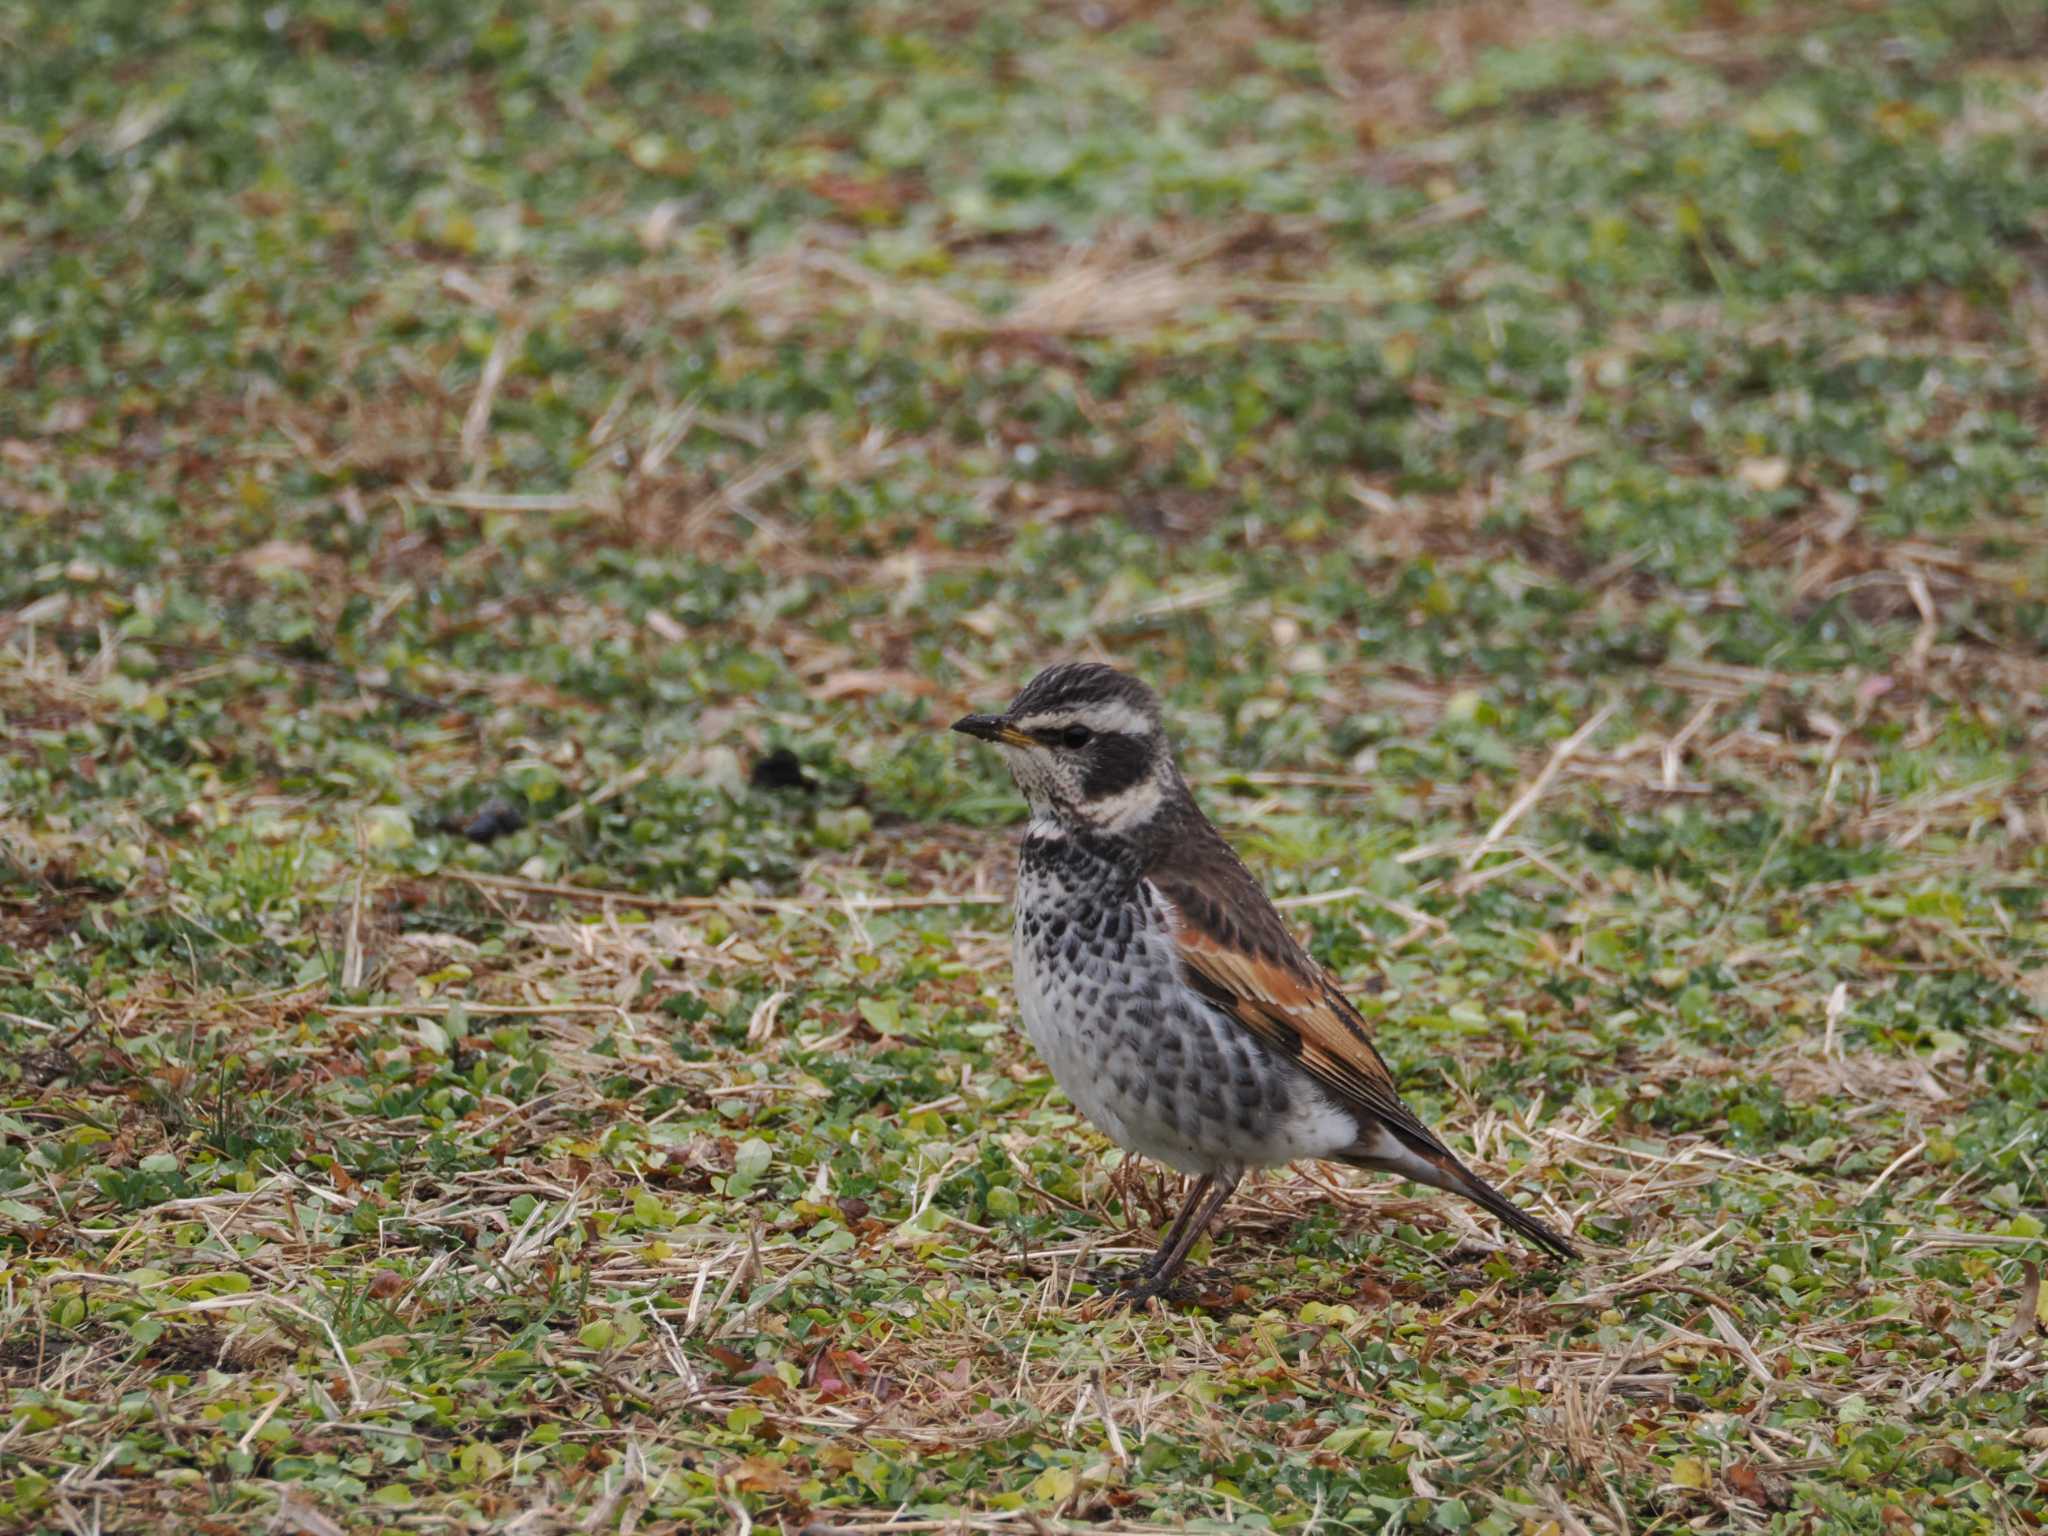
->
1007;662;1162;723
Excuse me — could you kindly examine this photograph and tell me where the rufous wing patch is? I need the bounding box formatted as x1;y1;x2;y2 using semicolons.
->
1154;882;1455;1161
1147;862;1580;1261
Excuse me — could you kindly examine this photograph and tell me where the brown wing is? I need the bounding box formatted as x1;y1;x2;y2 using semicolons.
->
1145;828;1456;1163
1144;813;1580;1261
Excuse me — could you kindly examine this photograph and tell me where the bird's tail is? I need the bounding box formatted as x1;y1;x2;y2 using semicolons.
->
1341;1133;1578;1261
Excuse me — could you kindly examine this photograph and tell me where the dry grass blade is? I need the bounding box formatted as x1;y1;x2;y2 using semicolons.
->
271;1496;348;1536
444;869;1005;914
168;1295;364;1411
1978;1260;2045;1390
1460;702;1618;874
461;323;525;472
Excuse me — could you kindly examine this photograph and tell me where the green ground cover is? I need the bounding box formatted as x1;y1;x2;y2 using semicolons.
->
3;0;2047;1530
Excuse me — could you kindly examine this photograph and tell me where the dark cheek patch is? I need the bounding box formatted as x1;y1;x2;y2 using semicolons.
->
1081;734;1152;799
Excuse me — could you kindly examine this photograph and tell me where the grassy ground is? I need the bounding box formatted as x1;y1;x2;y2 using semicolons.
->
4;0;2048;1530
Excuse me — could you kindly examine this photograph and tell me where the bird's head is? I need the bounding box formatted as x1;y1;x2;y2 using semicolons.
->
952;662;1178;836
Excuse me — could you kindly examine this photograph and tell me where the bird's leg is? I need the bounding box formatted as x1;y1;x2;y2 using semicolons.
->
1117;1172;1238;1304
1086;1174;1209;1288
1135;1174;1214;1278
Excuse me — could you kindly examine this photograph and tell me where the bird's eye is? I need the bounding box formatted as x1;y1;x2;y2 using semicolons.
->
1059;725;1092;749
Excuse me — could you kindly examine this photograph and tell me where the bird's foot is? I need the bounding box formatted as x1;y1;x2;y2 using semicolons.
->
1081;1259;1160;1291
1099;1265;1230;1309
1112;1270;1179;1307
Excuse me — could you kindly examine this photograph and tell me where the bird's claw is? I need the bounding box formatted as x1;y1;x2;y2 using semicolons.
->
1112;1274;1176;1307
1087;1264;1216;1308
1081;1260;1159;1290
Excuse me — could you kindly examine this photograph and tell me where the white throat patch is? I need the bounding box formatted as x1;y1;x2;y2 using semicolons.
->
1025;812;1068;842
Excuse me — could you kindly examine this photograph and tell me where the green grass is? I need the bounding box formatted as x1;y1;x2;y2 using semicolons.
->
4;0;2047;1530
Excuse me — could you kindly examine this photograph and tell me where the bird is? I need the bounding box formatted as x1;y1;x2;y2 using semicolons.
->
952;661;1576;1303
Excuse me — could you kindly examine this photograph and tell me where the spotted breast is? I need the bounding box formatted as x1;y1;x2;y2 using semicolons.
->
1011;823;1359;1178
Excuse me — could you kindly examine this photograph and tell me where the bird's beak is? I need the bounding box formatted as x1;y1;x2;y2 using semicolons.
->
951;713;1034;748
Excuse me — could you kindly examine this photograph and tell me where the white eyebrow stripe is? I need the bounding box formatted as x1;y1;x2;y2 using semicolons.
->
1013;700;1154;737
